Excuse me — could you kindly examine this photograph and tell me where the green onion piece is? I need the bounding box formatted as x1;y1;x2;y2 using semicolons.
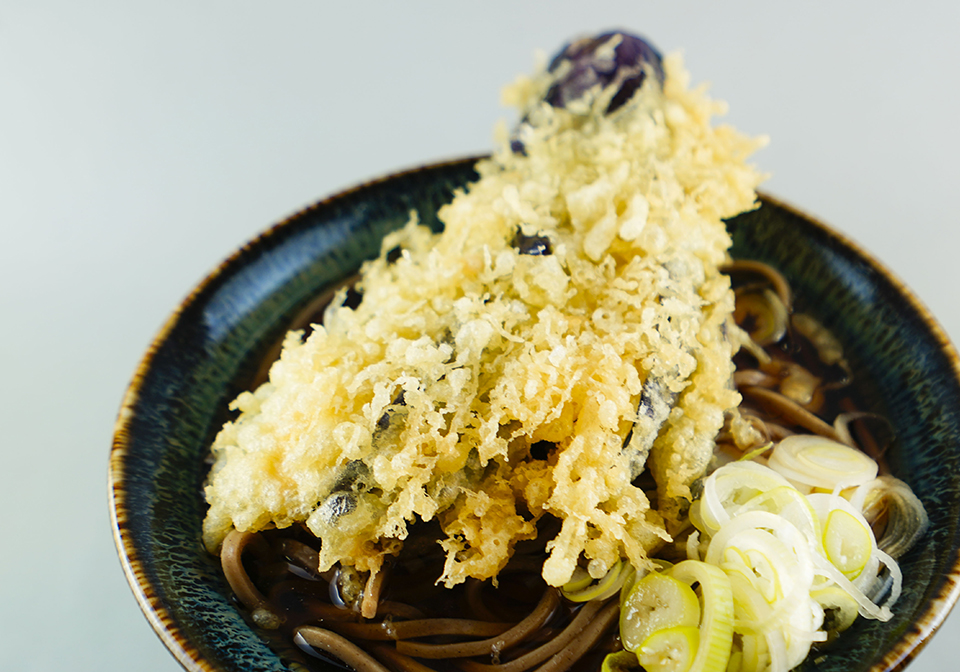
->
811;585;858;635
637;626;700;672
768;435;878;491
620;571;700;653
668;560;734;672
561;559;633;603
823;508;873;580
601;650;641;672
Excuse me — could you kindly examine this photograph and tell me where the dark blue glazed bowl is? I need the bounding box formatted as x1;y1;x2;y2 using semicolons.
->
109;157;960;672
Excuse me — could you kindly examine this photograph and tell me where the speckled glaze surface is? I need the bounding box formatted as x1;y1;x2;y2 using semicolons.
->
110;157;960;672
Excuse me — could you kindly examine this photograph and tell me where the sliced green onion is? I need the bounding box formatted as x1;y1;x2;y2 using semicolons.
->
850;476;930;559
666;433;921;668
620;565;646;609
728;561;823;672
733;287;788;346
704;511;814;597
700;462;794;533
637;626;700;672
811;585;858;635
727;573;786;672
807;493;877;581
601;650;641;672
561;559;633;602
686;529;702;561
668;561;734;672
782;597;825;668
874;548;903;611
734;631;768;672
736;485;821;551
810;553;892;621
764;627;789;672
767;435;878;491
562;566;592;593
717;530;792;603
689;499;707;534
621;571;700;653
823;508;872;579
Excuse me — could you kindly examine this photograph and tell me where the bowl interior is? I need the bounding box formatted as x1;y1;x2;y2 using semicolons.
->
110;157;960;672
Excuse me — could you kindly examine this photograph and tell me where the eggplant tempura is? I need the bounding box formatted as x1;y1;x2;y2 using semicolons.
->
202;33;767;596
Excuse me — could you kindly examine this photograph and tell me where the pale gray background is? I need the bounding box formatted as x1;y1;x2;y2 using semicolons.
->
2;1;958;669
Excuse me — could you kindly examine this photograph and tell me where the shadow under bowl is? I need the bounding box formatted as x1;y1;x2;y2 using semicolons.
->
110;156;960;672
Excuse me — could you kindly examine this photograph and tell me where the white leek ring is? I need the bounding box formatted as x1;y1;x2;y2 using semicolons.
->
768;435;878;491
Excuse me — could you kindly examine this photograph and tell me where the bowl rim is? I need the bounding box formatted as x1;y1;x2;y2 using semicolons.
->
109;155;960;672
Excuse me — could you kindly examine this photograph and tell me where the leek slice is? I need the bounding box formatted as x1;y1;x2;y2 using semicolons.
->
621;571;700;653
849;476;930;559
811;585;858;634
768;436;878;491
807;493;877;582
874;548;903;610
690;499;707;534
736;485;821;552
727;570;772;636
726;573;779;672
726;572;818;672
638;626;700;672
562;566;592;593
668;561;734;672
704;511;814;601
700;462;793;534
810;553;891;621
718;530;792;603
620;565;647;609
676;437;921;668
732;631;769;672
823;508;872;579
562;559;633;602
686;530;703;562
602;650;641;672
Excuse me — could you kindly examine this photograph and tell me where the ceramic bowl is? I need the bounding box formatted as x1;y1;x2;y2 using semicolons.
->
110;156;960;672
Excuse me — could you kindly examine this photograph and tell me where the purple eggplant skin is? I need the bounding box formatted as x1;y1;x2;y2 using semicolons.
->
510;31;664;154
545;31;664;115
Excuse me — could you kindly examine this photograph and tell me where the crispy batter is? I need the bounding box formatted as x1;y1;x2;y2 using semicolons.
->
202;52;766;587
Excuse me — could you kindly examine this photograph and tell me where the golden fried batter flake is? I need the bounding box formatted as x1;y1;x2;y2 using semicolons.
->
203;51;765;588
